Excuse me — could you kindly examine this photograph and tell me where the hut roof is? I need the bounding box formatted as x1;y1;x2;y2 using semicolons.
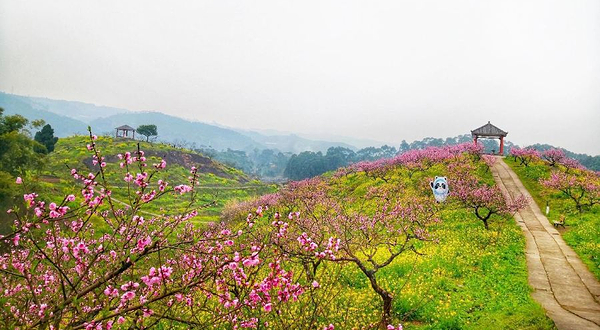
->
471;121;507;137
115;125;135;130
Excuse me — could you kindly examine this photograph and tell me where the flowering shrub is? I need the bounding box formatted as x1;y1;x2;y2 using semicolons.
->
540;148;584;171
481;155;496;168
238;176;438;328
450;160;528;229
338;142;483;180
509;148;540;167
541;148;565;167
222;142;548;328
0;130;308;329
540;170;600;213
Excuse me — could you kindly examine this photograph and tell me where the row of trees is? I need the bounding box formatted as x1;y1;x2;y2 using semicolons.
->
200;147;290;179
510;147;599;213
203;145;400;181
527;143;600;171
284;136;518;181
532;148;600;213
166;133;600;181
283;146;398;180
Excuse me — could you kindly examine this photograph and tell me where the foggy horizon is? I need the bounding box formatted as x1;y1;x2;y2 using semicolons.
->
1;0;599;154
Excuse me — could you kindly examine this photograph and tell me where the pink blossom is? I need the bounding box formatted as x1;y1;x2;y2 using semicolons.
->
120;291;135;303
15;177;22;184
12;234;20;246
137;236;152;251
174;184;192;195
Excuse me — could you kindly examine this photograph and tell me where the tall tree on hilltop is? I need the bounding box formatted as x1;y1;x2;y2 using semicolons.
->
0;108;44;176
34;124;58;153
136;124;158;142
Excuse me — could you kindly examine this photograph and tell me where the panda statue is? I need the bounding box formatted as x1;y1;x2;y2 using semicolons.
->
430;176;449;203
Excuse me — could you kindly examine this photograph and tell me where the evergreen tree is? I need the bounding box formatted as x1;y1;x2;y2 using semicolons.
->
136;124;158;142
34;124;58;153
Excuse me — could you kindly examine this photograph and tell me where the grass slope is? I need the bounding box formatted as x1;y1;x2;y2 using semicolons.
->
230;155;554;329
504;157;600;280
330;162;552;329
38;135;275;223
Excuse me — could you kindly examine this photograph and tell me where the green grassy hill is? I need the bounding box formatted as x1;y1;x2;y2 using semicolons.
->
325;165;551;329
1;136;557;329
37;135;276;223
222;150;555;329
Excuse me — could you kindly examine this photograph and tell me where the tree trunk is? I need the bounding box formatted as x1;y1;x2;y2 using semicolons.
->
364;269;393;328
380;291;393;328
475;207;492;230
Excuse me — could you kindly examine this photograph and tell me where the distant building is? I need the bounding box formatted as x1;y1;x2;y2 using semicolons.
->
115;125;136;139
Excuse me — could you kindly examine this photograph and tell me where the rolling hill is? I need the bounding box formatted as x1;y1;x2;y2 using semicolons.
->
0;92;356;153
39;135;276;222
0;92;89;137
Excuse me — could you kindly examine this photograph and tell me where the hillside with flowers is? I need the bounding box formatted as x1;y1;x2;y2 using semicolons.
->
1;130;564;329
29;135;277;225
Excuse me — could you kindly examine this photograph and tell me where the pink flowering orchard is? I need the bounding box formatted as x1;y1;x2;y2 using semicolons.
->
232;176;440;328
0;130;308;329
226;142;505;328
449;161;528;229
1;134;527;329
541;168;600;213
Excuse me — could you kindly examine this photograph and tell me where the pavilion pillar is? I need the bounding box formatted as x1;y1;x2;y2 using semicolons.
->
474;136;478;145
499;137;504;155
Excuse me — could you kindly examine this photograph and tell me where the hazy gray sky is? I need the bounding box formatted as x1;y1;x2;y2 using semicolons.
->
1;0;599;154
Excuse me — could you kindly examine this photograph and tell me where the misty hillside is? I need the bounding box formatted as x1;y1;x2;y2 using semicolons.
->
0;92;89;136
1;92;357;153
0;92;128;123
2;92;598;172
89;112;265;151
236;130;356;153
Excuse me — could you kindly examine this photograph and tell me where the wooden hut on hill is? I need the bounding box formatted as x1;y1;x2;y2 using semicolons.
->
115;125;136;139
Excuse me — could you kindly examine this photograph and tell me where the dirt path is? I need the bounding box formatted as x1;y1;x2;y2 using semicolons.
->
491;157;600;329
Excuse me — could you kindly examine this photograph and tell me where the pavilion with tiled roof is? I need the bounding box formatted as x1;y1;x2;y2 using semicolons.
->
115;125;136;139
471;121;508;155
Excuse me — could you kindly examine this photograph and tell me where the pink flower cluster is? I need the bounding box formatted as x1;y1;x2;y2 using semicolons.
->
173;184;192;195
510;147;540;166
339;142;482;177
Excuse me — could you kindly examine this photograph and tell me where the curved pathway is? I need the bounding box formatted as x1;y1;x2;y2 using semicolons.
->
491;157;600;329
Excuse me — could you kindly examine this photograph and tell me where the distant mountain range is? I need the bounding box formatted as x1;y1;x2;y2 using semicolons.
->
0;92;362;153
2;92;598;170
